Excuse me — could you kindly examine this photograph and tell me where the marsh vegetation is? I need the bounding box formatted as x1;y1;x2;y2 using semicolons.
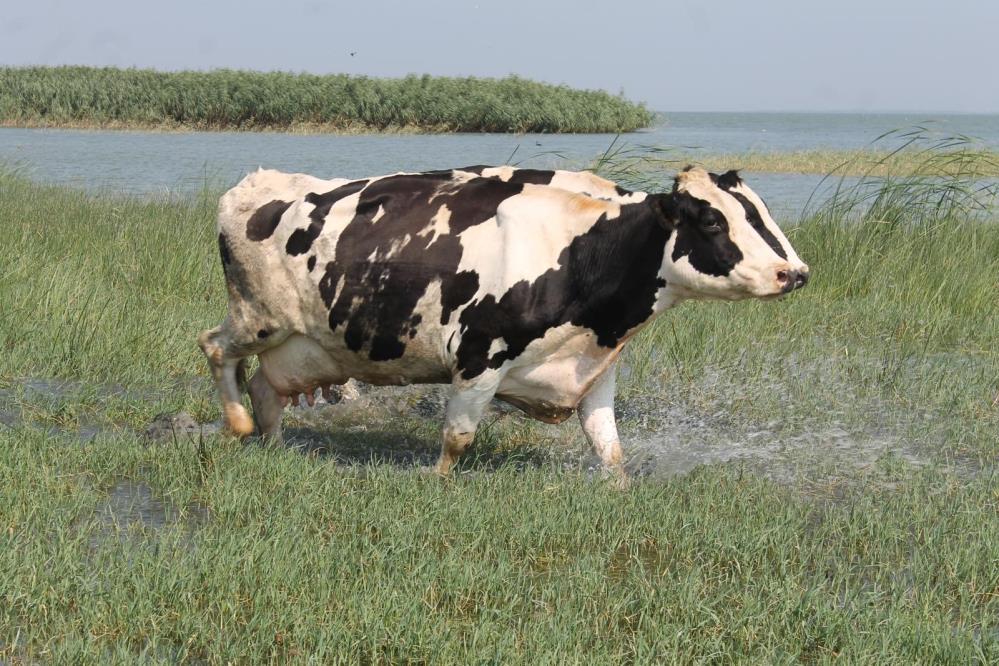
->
0;143;997;660
0;66;653;134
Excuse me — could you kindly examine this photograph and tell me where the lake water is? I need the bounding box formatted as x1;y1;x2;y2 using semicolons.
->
2;112;997;216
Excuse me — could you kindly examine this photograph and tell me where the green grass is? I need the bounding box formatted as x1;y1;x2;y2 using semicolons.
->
0;66;653;134
1;157;997;661
3;430;997;662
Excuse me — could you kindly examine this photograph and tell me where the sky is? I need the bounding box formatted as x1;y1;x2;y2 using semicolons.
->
2;0;996;113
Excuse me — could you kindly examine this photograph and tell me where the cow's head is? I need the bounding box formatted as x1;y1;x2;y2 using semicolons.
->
653;166;809;299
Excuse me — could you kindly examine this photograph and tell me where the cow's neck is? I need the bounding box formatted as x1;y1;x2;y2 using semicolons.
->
567;203;674;347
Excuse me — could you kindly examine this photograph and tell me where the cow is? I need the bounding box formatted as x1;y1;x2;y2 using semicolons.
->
199;165;808;478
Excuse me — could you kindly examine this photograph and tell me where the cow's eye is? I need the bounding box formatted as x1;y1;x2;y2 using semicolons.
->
701;214;724;233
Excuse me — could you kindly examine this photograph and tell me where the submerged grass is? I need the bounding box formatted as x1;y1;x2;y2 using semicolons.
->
0;66;653;134
1;144;998;660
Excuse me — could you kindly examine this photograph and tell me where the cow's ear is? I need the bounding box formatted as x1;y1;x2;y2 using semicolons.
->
651;192;694;230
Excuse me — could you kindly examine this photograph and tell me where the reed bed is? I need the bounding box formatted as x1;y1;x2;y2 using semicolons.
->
0;66;653;134
694;145;999;177
585;128;999;178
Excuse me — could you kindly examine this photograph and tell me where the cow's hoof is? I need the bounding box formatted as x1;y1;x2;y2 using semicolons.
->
421;463;451;477
603;466;630;491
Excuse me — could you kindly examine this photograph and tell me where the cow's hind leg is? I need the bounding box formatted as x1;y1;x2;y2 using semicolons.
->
434;375;502;475
198;322;262;437
578;364;627;484
248;367;285;440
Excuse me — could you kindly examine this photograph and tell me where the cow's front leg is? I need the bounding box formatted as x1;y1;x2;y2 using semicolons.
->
578;364;626;481
434;375;501;475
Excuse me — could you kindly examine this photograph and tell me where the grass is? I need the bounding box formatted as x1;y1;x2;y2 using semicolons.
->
1;150;997;661
0;66;653;134
3;431;997;662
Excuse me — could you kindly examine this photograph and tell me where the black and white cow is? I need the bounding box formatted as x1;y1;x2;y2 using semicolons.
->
199;165;808;476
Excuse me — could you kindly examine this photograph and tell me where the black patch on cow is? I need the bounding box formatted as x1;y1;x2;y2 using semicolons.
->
318;173;525;362
615;185;633;197
669;192;744;277
246;199;292;241
420;168;460;178
286;179;369;256
454;201;670;379
440;271;480;325
218;231;255;301
710;172;788;260
257;329;270;339
456;164;490;175
506;169;555;185
307;255;317;272
727;190;787;260
218;232;232;271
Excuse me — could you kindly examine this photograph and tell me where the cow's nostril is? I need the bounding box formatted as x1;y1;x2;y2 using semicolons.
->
776;269;789;284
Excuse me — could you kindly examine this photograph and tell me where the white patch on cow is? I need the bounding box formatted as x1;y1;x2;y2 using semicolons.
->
226;169;349;213
456;187;618;297
476;166;516;181
548;171;647;204
496;322;624;410
729;182;806;268
419;205;452;244
488;338;508;358
367;233;410;262
474;166;647;205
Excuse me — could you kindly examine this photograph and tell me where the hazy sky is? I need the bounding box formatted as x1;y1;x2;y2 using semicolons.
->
3;0;996;113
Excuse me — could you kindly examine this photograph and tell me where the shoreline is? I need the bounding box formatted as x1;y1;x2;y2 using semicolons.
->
0;118;630;136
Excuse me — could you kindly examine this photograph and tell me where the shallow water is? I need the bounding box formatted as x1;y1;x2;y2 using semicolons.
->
4;370;978;487
3;112;998;215
91;479;209;550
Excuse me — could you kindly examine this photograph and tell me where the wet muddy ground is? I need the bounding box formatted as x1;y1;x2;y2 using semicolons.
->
1;373;966;492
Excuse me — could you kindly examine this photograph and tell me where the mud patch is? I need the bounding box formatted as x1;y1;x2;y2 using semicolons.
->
143;412;221;443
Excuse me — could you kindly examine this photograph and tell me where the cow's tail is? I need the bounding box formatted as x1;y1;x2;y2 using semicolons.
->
220;364;254;438
198;327;255;438
235;357;249;393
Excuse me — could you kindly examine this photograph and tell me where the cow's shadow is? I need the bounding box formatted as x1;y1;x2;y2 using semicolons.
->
278;425;440;468
239;383;582;473
272;416;570;473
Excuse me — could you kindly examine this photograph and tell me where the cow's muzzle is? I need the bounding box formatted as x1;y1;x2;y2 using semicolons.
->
777;268;809;294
